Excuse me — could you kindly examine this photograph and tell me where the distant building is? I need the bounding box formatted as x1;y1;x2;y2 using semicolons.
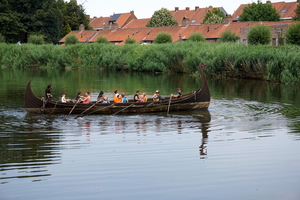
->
232;0;300;22
58;1;299;46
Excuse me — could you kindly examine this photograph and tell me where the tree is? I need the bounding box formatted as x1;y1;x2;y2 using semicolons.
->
154;32;172;44
125;37;136;44
188;32;205;42
65;34;79;45
286;23;300;45
28;34;45;45
203;8;225;24
239;0;280;22
219;29;240;43
95;35;110;44
0;0;63;43
62;0;91;32
0;0;24;43
0;33;5;43
293;4;300;21
146;8;178;27
247;25;271;45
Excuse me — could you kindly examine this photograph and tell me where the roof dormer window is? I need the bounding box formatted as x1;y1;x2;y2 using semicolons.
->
281;9;287;14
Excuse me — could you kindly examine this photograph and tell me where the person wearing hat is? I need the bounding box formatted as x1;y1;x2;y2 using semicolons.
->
153;90;162;101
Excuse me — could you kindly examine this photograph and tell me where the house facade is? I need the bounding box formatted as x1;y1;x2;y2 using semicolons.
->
59;1;299;46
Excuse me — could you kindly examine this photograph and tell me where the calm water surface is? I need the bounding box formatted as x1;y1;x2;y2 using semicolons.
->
0;69;300;200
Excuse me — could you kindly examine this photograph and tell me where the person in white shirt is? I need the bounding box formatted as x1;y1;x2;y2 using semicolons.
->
61;93;72;103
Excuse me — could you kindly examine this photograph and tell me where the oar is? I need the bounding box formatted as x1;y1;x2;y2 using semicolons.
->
74;101;99;118
68;100;80;115
167;95;172;115
111;104;134;116
74;104;115;119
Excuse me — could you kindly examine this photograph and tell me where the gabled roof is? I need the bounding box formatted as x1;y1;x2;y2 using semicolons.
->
232;1;299;21
89;17;110;30
277;1;299;19
59;30;99;43
170;6;227;26
89;12;137;30
123;18;150;28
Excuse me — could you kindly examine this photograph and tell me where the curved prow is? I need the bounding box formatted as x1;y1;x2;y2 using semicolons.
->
24;79;40;108
198;63;210;102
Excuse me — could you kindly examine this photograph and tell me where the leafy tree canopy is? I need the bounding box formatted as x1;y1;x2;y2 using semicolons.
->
286;23;300;45
95;35;110;44
203;8;225;24
188;32;205;42
146;8;178;27
0;0;90;43
62;0;92;33
219;29;240;43
65;34;79;45
239;0;280;21
293;4;300;21
125;37;136;44
247;25;272;45
154;32;172;44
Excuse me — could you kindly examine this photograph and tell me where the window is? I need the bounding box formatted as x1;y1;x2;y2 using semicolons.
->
281;9;287;14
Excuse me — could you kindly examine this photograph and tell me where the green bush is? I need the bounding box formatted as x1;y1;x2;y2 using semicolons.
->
219;29;240;43
188;32;205;42
125;37;136;44
27;34;45;45
0;34;5;43
286;23;300;45
247;25;272;45
95;35;110;44
154;32;172;44
65;34;79;45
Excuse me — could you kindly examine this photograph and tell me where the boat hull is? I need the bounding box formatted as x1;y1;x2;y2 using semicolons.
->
24;64;210;115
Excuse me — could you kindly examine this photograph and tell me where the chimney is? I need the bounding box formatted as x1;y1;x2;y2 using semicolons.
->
130;10;134;15
175;7;179;11
178;34;182;40
207;27;210;32
195;6;199;11
79;24;85;32
186;7;190;11
182;17;191;27
225;14;233;24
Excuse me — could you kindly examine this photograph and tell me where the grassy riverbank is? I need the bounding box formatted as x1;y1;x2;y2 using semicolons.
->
0;42;300;83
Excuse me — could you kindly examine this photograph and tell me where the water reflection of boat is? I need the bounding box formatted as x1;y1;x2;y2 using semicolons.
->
24;65;210;115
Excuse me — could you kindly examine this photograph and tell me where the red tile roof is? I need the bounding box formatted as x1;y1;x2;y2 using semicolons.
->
59;20;297;45
170;6;225;26
232;1;299;21
89;12;137;30
59;30;99;43
123;18;150;28
89;17;110;29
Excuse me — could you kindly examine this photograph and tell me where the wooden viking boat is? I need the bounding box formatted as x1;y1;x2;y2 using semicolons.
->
24;64;210;115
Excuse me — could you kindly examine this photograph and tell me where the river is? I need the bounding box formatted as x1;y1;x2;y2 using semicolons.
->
0;68;299;200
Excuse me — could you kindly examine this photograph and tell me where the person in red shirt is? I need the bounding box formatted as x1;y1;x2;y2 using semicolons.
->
81;92;91;104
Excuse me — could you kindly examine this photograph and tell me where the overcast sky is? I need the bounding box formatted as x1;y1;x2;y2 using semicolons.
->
76;0;295;18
